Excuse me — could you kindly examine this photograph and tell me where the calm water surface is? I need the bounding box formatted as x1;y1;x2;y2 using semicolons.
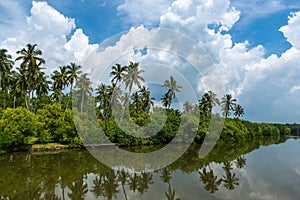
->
0;137;299;200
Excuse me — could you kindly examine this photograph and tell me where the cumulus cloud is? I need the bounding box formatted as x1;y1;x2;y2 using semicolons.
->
117;0;173;26
0;1;98;74
279;11;300;49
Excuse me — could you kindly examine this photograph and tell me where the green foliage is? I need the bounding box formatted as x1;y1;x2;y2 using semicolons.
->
0;107;43;150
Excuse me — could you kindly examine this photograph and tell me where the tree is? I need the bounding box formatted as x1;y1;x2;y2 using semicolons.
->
75;73;93;112
183;101;193;113
16;44;45;111
234;104;244;118
139;86;154;111
122;62;144;118
66;63;82;109
163;76;182;102
0;49;14;109
161;92;172;109
199;91;219;118
51;66;69;103
221;94;236;118
110;63;127;86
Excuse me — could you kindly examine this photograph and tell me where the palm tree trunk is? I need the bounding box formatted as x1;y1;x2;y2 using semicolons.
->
121;82;133;120
13;96;16;108
122;184;128;200
63;84;73;121
80;92;84;113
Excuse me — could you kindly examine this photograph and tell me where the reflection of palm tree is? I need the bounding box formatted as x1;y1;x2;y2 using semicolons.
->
68;175;88;200
165;183;180;200
199;166;222;193
117;170;129;200
91;175;105;199
103;171;119;200
222;162;239;191
235;156;246;169
138;172;154;194
13;186;42;200
129;173;139;192
222;172;239;190
160;168;172;183
44;193;61;200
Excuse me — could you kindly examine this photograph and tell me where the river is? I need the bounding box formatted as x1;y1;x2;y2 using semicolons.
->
0;136;299;199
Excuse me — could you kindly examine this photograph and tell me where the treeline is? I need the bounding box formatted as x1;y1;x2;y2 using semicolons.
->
0;44;293;153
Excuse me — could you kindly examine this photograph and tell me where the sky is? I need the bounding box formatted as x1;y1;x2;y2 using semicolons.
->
0;0;300;123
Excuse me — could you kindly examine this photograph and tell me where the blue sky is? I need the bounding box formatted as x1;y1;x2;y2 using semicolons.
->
0;0;300;123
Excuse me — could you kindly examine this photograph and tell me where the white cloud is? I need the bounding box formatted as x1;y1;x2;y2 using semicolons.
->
289;85;300;94
117;0;173;26
279;11;300;50
0;1;98;74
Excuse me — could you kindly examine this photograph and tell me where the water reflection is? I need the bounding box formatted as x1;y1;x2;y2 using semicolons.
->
1;137;300;200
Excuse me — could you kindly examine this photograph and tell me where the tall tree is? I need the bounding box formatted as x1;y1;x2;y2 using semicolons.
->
161;92;172;109
234;104;244;118
221;94;236;118
75;73;93;112
122;62;144;118
15;44;45;110
0;49;14;109
163;76;182;107
110;63;127;86
51;66;69;104
139;86;154;111
66;63;82;109
199;91;219;118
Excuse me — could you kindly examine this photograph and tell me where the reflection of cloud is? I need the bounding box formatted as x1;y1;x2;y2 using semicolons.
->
295;168;300;176
249;192;278;200
289;85;300;94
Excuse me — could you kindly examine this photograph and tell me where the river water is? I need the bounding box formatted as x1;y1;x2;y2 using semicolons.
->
0;137;299;199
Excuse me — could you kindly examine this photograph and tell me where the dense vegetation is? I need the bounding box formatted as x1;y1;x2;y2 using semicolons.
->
0;44;294;154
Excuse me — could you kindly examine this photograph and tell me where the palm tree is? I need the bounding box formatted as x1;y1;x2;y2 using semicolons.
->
122;62;145;118
131;91;141;112
95;83;110;119
16;44;45;110
110;63;127;86
66;63;82;109
161;92;172;109
139;86;154;111
221;94;236;118
75;73;93;112
183;101;193;113
0;49;14;109
199;91;219;118
234;104;244;118
163;76;182;104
